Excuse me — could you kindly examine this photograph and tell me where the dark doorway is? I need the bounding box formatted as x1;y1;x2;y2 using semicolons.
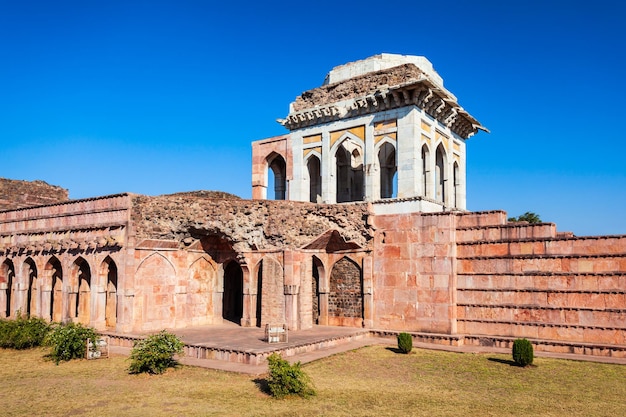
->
256;262;263;327
222;261;243;325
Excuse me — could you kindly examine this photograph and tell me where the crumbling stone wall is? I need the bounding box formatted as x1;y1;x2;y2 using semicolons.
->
293;64;425;111
0;178;68;211
131;193;373;253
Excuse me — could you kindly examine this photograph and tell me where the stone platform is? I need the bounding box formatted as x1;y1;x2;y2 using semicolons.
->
103;324;626;375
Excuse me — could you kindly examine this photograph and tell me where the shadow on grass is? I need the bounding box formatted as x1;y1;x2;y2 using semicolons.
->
253;378;271;395
385;347;413;354
488;357;519;367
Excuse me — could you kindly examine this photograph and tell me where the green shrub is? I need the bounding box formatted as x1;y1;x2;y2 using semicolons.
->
512;338;534;367
397;332;413;354
44;322;98;364
128;330;184;374
0;313;50;349
266;353;316;399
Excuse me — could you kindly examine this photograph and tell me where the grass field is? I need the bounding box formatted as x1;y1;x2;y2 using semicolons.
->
1;346;625;416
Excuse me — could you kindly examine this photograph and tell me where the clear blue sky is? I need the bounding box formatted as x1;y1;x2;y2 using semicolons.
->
1;1;625;236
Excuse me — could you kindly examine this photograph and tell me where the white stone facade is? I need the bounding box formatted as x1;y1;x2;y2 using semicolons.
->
252;54;486;213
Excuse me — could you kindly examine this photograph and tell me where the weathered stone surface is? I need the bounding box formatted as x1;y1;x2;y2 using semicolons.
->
293;64;425;111
131;194;373;252
0;178;68;210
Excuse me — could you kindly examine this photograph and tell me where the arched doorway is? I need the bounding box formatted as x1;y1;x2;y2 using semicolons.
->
421;144;431;198
101;257;118;329
1;260;15;318
378;142;397;199
435;144;447;203
256;261;263;327
24;258;38;317
335;141;364;203
329;257;363;327
312;256;323;324
47;257;63;322
222;261;243;325
307;155;322;203
71;257;91;325
268;153;287;200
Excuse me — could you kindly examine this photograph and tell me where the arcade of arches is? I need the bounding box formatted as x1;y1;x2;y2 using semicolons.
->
0;255;119;330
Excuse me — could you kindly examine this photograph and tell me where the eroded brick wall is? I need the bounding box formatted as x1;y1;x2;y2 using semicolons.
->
328;257;363;326
0;178;68;210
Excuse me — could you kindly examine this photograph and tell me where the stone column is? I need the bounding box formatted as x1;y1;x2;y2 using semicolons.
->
321;131;333;203
362;255;374;328
93;283;107;330
284;284;299;330
0;283;7;318
363;120;376;201
318;292;329;325
396;107;420;198
215;263;225;323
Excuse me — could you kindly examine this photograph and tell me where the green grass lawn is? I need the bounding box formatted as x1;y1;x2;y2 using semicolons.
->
1;346;625;416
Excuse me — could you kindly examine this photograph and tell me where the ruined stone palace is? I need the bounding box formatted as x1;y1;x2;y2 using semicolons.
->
1;54;625;358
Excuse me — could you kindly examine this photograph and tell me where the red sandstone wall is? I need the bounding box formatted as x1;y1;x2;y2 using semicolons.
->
372;212;457;333
0;178;68;210
456;211;626;352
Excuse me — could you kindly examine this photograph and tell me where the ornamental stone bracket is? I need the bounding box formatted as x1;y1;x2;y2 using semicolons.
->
280;75;488;139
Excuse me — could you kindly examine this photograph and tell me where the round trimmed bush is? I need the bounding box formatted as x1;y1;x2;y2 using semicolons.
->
397;332;413;354
512;338;534;367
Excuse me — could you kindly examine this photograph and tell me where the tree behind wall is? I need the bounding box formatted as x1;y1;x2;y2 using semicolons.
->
508;211;541;224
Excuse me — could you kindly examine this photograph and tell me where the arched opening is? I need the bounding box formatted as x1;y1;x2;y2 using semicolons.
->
71;257;91;325
329;257;363;327
1;260;15;318
268;154;287;200
101;257;118;329
453;161;460;208
222;260;243;325
312;256;323;324
307;155;322;203
336;141;364;203
47;257;63;322
421;144;431;198
378;142;397;199
435;144;447;203
256;261;263;327
25;258;38;317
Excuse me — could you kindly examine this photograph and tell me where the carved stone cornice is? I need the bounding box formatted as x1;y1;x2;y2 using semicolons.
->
280;77;488;139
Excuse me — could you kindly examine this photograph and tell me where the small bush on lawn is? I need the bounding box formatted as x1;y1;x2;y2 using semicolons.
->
0;313;51;349
44;322;98;364
512;338;534;367
266;353;316;399
128;330;184;375
397;332;413;354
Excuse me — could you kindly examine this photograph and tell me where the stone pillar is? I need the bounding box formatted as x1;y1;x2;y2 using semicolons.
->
362;255;374;328
284;284;299;330
321;131;333;203
396;107;420;198
363;121;376;201
0;282;7;318
215;263;224;323
93;283;107;330
318;291;329;325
